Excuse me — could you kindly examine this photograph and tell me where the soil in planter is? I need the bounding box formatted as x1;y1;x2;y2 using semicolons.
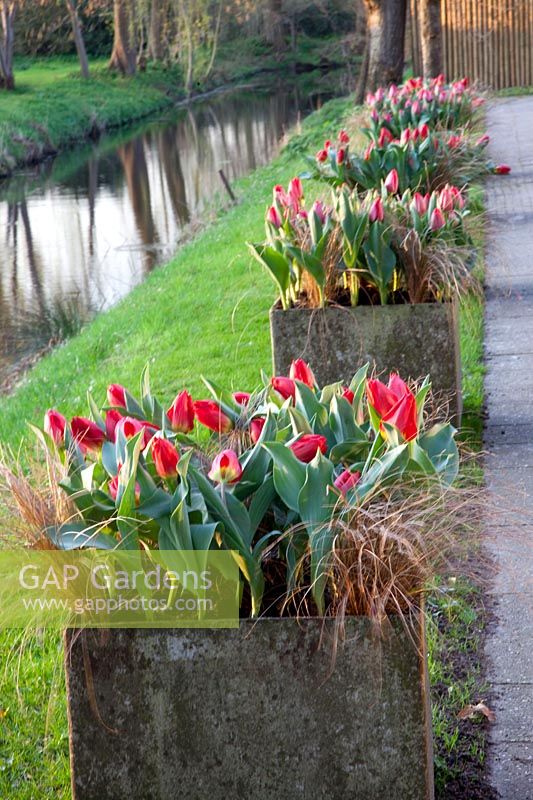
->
282;285;416;310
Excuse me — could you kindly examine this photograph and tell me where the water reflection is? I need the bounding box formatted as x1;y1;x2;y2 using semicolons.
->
0;78;348;380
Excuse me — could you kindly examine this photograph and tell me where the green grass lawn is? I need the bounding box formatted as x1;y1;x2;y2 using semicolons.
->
0;94;488;797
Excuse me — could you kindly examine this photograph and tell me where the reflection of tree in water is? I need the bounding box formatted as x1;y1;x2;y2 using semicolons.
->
118;138;158;273
158;127;190;227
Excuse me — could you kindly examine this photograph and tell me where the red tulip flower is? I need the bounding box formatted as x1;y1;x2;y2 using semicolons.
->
413;192;429;215
316;149;328;163
208;449;243;484
430;207;446;231
44;409;66;446
418;123;430;139
341;386;355;404
381;392;418;441
194;400;233;433
167;390;195;433
377;127;393;147
233;392;251;406
107;383;127;408
384;168;399;194
117;417;159;447
289;359;315;388
476;134;490;147
336;147;346;165
334;469;361;495
266;205;283;227
71;416;105;451
271;376;296;401
109;470;141;504
290;434;328;463
494;164;511;175
151;437;180;479
105;409;123;443
338;129;350;144
367;374;410;417
438;186;455;213
288;177;303;206
249;417;266;444
369;196;384;223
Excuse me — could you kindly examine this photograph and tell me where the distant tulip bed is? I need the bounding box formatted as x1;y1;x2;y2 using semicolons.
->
32;359;459;618
251;76;509;309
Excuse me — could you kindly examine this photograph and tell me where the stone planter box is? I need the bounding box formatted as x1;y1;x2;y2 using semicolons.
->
65;616;434;800
270;301;462;422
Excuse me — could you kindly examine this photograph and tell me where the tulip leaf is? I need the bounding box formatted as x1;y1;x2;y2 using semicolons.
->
285;245;325;290
418;423;459;485
261;442;307;513
200;377;240;422
297;451;335;527
288;406;314;436
87;391;106;431
329;438;370;464
247;243;291;301
354;444;409;503
190;522;220;551
248;476;276;536
329;395;361;442
45;522;118;551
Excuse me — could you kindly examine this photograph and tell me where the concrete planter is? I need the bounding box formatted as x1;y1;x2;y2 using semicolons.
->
270;301;462;421
65;616;434;800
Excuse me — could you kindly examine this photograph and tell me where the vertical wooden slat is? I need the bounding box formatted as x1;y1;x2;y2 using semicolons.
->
451;0;459;79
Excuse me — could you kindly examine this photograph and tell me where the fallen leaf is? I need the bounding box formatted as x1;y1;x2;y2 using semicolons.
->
457;702;496;723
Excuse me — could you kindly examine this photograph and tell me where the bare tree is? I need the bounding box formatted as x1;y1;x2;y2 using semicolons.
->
419;0;442;78
65;0;90;79
0;0;16;91
362;0;407;91
148;0;163;61
109;0;137;75
265;0;285;53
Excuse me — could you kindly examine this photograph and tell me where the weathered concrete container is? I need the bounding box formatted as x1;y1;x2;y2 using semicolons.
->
65;617;434;800
270;301;462;421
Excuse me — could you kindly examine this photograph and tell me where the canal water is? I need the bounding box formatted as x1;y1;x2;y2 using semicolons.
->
0;73;351;385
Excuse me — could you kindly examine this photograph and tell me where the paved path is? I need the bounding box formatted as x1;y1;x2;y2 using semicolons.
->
484;97;533;798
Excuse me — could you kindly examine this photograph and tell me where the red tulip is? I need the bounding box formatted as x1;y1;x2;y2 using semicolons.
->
271;376;296;401
369;196;384;223
400;128;411;146
363;142;374;160
494;164;511;175
377;127;393;148
381;392;418;441
167;390;195;433
447;134;462;148
430;207;446;231
71;416;105;451
233;392;251;406
289;359;315;388
311;200;328;225
117;416;159;447
266;205;283;227
44;409;66;446
336;147;346;165
384;168;399;194
151;437;180;479
412;192;429;215
324;140;332;149
341;386;355;404
208;449;242;484
438;186;455;213
418;123;430;139
367;374;410;418
109;469;141;504
338;129;350;144
249;417;266;444
334;469;361;495
194;400;233;433
476;134;490;147
107;383;127;408
288;177;303;205
316;148;328;163
105;409;122;443
289;434;328;463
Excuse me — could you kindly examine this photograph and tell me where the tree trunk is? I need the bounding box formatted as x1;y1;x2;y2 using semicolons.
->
65;0;90;79
363;0;407;91
419;0;442;78
109;0;137;76
0;1;16;91
266;0;285;54
148;0;163;61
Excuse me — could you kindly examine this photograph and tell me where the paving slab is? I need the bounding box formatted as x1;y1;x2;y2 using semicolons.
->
483;97;533;798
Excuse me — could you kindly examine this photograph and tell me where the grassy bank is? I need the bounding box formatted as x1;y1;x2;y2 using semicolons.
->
0;95;488;798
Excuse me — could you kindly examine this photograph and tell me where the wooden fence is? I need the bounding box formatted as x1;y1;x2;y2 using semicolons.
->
409;0;533;89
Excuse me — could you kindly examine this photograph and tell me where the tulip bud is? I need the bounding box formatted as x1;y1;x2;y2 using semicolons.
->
288;177;303;207
338;129;350;144
368;197;384;223
438;186;455;213
400;128;411;146
341;387;355;404
117;416;158;447
384;168;399;194
273;184;289;206
448;134;462;148
377;127;393;148
233;392;250;406
494;164;511;175
105;409;122;443
311;200;328;225
167;390;195;433
44;409;66;446
266;205;283;228
151;437;180;479
109;469;141;504
336;147;346;165
316;149;328;163
412;192;429;215
208;449;243;484
289;359;315;388
271;376;296;401
334;469;361;495
289;434;328;463
249;417;266;444
476;134;490;148
71;416;105;451
194;400;233;433
363;142;374;161
429;207;446;231
107;384;127;408
418;122;429;139
324;139;332;149
381;393;418;442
